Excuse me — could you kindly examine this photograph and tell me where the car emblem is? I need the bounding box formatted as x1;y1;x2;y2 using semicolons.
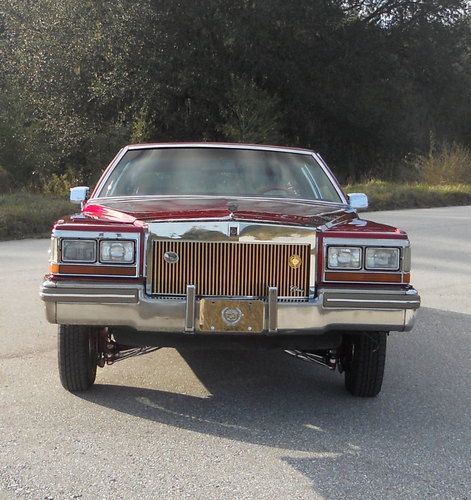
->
163;251;179;264
221;306;243;326
229;225;239;237
288;254;302;269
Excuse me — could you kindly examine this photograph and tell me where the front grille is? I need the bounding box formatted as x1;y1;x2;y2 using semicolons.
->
150;240;311;299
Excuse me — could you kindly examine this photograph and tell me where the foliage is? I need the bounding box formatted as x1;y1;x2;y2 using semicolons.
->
0;0;470;184
219;78;282;144
41;168;83;196
130;109;156;144
341;0;467;25
0;167;13;193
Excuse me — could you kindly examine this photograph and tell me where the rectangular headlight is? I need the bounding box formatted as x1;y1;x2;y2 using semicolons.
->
327;247;362;270
61;239;96;263
99;240;135;264
365;247;400;270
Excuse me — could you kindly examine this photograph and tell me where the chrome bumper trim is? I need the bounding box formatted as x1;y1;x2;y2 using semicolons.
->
39;283;139;304
185;285;196;333
323;291;421;310
40;281;419;334
41;293;138;300
268;287;278;333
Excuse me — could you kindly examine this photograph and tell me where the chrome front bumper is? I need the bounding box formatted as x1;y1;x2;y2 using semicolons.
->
40;280;420;334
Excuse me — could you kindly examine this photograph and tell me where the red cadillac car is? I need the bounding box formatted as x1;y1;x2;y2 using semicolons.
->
40;143;420;397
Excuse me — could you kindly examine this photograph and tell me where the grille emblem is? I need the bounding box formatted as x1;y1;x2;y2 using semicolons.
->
163;251;179;264
288;254;302;269
221;306;243;326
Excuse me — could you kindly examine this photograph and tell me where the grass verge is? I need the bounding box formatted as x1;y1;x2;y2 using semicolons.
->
1;183;471;240
0;192;75;240
346;181;471;211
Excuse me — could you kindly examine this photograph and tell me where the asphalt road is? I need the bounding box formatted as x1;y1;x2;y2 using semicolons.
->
0;206;470;499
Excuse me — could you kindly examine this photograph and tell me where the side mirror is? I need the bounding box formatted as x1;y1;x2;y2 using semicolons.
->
348;192;368;210
70;186;89;205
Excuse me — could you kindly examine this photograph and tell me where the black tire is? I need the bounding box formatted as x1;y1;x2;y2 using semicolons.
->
342;332;387;397
58;325;99;392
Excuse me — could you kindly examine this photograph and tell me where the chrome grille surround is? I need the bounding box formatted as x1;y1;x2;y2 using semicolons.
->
146;222;316;301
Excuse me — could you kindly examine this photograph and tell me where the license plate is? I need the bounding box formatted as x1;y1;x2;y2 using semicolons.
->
199;299;264;333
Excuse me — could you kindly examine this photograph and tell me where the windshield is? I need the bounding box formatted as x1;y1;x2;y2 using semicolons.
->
97;148;343;203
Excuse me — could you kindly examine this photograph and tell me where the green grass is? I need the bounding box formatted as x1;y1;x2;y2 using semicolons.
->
0;192;76;240
345;181;471;211
1;183;471;240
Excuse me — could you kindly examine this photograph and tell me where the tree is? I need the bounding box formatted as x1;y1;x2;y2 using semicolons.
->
1;0;470;184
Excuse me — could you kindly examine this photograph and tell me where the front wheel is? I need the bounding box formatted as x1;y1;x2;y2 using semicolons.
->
341;332;387;397
58;325;99;392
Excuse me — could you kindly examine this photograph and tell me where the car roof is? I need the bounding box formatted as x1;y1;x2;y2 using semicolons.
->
125;142;315;155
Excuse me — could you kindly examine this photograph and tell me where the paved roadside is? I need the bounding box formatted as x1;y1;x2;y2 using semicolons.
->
0;206;470;499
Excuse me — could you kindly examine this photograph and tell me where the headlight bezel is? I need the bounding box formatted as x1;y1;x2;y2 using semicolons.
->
325;244;403;273
52;230;140;278
58;237;138;267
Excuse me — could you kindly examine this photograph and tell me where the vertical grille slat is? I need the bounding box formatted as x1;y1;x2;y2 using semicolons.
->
151;241;310;299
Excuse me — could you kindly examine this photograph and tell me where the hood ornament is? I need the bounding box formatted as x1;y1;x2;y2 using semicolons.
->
227;201;238;212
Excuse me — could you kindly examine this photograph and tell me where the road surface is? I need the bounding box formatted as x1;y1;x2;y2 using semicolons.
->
0;206;470;499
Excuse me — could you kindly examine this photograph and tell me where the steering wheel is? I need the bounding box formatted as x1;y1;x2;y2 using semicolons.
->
258;186;291;196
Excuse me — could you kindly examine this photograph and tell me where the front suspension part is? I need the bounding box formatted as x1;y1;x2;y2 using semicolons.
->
285;349;338;370
97;328;160;366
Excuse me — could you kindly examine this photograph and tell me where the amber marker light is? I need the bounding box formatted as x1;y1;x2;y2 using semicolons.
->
49;263;60;274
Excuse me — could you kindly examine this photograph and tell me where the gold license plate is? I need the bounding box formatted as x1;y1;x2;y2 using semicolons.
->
199;299;264;333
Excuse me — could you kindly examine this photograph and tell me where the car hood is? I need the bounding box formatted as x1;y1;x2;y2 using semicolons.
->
80;196;354;227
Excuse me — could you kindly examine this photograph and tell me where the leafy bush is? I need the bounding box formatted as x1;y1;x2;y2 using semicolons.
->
0;193;75;240
411;143;471;185
41;168;82;196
